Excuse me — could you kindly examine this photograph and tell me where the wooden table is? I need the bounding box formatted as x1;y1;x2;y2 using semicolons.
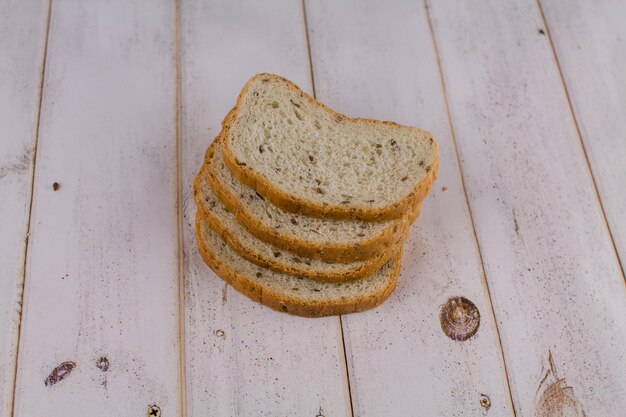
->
1;0;625;416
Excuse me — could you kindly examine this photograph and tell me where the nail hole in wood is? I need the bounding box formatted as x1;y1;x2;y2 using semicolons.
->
480;394;491;410
96;356;109;372
147;405;161;417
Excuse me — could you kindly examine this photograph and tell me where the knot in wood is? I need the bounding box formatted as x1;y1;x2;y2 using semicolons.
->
440;296;480;341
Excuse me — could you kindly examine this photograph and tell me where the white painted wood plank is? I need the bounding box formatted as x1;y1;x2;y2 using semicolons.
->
427;1;626;416
0;1;49;415
180;0;351;415
12;1;181;415
540;0;626;271
305;1;514;416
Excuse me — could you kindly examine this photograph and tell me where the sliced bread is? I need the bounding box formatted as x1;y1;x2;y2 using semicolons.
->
220;73;439;221
195;212;402;317
194;171;405;282
204;137;417;262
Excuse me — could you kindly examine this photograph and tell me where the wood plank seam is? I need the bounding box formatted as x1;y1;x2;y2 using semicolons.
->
423;1;518;415
301;1;354;415
302;0;318;109
535;0;626;281
174;0;187;415
337;316;354;417
9;1;53;415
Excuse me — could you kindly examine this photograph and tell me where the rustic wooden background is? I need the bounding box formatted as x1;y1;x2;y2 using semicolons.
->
1;0;625;416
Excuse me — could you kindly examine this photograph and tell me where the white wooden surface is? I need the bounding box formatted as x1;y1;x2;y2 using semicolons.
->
306;0;514;415
427;1;626;416
0;1;49;415
540;0;626;272
180;0;351;415
11;0;182;415
1;0;625;416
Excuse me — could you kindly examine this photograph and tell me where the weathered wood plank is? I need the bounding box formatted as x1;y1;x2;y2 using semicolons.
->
180;0;351;415
540;0;626;272
12;0;181;415
427;0;626;416
305;1;515;415
0;1;50;415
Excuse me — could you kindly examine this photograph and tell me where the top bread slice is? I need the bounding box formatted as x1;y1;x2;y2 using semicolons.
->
221;73;439;221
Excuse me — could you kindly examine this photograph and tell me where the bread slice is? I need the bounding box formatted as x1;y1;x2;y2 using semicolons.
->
204;137;417;263
220;73;439;221
194;170;405;282
195;212;402;317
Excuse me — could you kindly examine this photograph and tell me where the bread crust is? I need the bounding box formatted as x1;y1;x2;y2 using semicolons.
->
194;171;407;282
205;137;419;263
220;73;439;221
195;213;402;317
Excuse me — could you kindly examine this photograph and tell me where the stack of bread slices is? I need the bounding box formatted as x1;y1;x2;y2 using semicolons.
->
194;74;438;317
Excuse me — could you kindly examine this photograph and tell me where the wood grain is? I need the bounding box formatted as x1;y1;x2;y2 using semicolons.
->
540;0;626;272
0;1;50;415
427;0;626;415
12;0;182;415
305;0;515;415
2;1;624;413
180;0;351;415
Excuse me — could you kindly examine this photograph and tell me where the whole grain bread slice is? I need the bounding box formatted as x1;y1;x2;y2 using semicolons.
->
221;73;439;221
195;212;402;317
205;137;418;262
194;171;405;282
